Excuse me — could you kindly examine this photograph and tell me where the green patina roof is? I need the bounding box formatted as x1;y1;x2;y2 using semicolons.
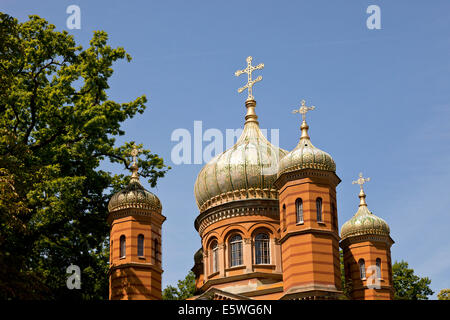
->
340;199;390;240
278;119;336;178
194;100;288;213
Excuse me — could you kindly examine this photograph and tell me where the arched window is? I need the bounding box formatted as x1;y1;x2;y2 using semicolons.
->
119;235;126;258
376;258;382;279
359;259;366;279
282;204;286;230
153;238;159;264
255;233;270;264
316;198;323;222
229;234;243;267
211;240;219;273
137;234;144;257
296;198;303;224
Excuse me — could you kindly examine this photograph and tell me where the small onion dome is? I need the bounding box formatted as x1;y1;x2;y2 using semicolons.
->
278;118;336;177
194;99;288;213
340;188;390;240
108;162;162;214
194;248;203;265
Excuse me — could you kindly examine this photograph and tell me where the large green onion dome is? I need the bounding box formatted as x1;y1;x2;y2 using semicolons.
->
194;99;288;213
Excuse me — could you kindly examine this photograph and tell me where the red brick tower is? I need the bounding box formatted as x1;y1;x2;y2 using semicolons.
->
275;100;342;299
340;173;394;300
107;148;165;300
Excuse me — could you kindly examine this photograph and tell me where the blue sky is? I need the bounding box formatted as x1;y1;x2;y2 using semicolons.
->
3;0;450;298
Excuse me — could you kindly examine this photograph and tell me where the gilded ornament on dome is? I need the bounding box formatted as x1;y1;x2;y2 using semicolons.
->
235;56;264;101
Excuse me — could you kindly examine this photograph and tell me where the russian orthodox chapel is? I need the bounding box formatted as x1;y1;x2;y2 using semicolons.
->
107;56;395;300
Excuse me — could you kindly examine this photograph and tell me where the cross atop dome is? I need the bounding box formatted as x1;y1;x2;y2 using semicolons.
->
352;172;370;192
292;100;315;123
129;144;143;181
352;172;371;207
292;99;316;141
235;56;264;101
130;144;143;166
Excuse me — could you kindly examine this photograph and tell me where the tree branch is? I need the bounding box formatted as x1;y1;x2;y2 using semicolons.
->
22;58;60;145
29;126;67;151
92;152;129;169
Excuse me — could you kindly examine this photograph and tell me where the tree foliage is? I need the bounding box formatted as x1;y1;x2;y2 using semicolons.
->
392;260;433;300
339;250;352;299
0;13;169;299
437;289;450;300
339;255;434;300
162;271;196;300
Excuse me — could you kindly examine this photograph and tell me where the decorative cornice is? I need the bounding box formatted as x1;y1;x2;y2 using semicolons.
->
241;285;284;298
194;287;252;301
107;208;166;225
280;285;343;300
278;163;336;178
108;261;163;276
341;228;390;241
198;188;279;214
200;272;283;292
109;201;162;214
279;228;340;244
339;233;395;248
274;168;341;190
195;199;279;235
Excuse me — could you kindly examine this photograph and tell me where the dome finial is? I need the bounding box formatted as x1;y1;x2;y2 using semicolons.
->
341;173;390;239
235;56;264;102
130;144;143;182
292;100;315;140
352;172;371;207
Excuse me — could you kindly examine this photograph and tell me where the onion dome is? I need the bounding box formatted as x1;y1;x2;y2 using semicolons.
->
340;173;390;240
108;157;162;214
194;248;203;265
278;100;335;177
194;99;288;212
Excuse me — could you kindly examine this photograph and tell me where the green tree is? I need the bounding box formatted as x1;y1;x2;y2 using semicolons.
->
162;271;197;300
0;13;169;299
437;289;450;300
392;261;433;300
339;250;352;299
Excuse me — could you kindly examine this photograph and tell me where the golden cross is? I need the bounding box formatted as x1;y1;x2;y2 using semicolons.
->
352;172;371;191
292;100;315;122
130;145;143;165
235;56;264;101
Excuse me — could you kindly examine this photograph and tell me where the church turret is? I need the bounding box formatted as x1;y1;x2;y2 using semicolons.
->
340;173;394;300
107;145;166;300
274;101;342;300
193;57;287;299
